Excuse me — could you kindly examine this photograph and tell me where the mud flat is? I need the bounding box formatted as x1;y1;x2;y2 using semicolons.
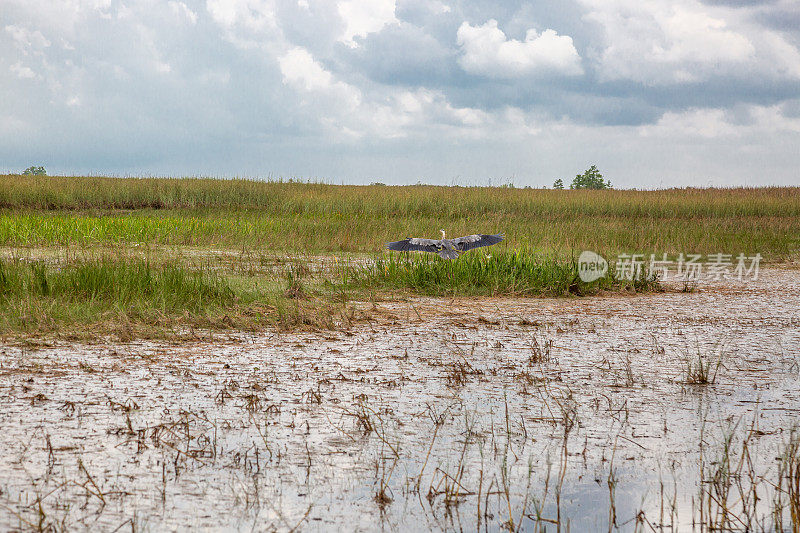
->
1;270;799;531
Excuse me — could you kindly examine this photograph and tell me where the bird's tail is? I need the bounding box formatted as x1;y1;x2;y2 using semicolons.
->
438;249;460;260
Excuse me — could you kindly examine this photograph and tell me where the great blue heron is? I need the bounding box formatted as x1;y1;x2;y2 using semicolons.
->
387;230;504;259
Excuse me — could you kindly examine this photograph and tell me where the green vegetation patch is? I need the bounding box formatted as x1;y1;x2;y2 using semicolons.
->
0;258;234;310
0;258;247;336
336;250;658;296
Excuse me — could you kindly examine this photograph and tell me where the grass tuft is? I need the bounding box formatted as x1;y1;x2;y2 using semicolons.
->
335;250;658;296
682;342;725;385
0;258;234;309
0;258;237;334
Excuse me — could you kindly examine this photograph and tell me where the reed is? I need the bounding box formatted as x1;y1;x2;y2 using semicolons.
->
335;250;658;296
1;174;798;259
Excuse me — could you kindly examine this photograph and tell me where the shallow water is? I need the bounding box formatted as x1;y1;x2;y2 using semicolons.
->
1;270;799;531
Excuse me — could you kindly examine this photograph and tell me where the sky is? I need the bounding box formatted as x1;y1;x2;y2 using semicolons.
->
2;0;800;188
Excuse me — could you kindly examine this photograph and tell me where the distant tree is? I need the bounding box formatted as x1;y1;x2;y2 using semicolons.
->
570;165;611;190
22;166;47;176
552;178;564;189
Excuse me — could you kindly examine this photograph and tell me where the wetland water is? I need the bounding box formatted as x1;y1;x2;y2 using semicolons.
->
1;270;799;531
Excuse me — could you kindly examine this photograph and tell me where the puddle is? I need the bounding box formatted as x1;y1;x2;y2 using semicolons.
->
1;269;799;531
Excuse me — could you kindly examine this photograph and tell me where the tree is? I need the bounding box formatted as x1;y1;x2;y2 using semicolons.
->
552;178;564;189
22;166;47;176
570;165;611;190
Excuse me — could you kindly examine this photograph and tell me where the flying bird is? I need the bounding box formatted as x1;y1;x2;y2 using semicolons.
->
387;230;504;259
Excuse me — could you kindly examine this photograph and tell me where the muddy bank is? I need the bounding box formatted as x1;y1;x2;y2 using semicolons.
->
1;270;799;531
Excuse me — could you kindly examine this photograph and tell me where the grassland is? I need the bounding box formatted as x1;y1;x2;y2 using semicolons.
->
0;174;797;338
2;175;799;258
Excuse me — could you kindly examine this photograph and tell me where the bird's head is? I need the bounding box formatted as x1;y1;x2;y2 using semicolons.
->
440;229;446;239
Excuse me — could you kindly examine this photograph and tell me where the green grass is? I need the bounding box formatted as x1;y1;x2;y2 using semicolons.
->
0;256;406;337
335;250;658;296
1;210;796;260
1;175;799;259
0;258;234;308
0;258;245;335
0;174;793;338
0;250;658;337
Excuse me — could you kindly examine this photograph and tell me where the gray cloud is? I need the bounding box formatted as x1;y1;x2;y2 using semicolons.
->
339;22;458;86
700;0;778;6
757;8;800;34
0;0;799;186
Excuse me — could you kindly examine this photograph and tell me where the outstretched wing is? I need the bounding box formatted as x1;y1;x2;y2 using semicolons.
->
451;234;504;251
387;237;440;253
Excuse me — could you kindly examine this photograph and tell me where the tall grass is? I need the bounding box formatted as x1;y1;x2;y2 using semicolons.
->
1;210;795;260
0;258;234;309
3;175;800;217
0;249;661;336
336;250;658;296
1;175;798;260
0;258;242;334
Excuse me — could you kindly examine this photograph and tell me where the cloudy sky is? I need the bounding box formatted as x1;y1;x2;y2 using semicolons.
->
2;0;799;187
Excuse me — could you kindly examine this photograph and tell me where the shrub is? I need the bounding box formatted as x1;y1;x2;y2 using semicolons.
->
570;165;611;190
22;166;47;176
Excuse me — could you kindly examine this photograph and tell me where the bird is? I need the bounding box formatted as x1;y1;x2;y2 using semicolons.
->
387;229;504;259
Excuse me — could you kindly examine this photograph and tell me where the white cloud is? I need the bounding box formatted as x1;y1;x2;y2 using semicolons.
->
5;0;112;36
154;61;172;74
10;62;37;79
5;24;51;51
757;31;800;79
383;89;490;132
456;20;583;78
640;105;800;139
277;46;362;117
278;47;334;91
580;0;800;83
275;49;505;142
205;0;284;51
749;105;800;134
338;0;398;47
206;0;276;32
422;1;451;14
168;1;198;25
323;87;537;143
640;108;737;138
